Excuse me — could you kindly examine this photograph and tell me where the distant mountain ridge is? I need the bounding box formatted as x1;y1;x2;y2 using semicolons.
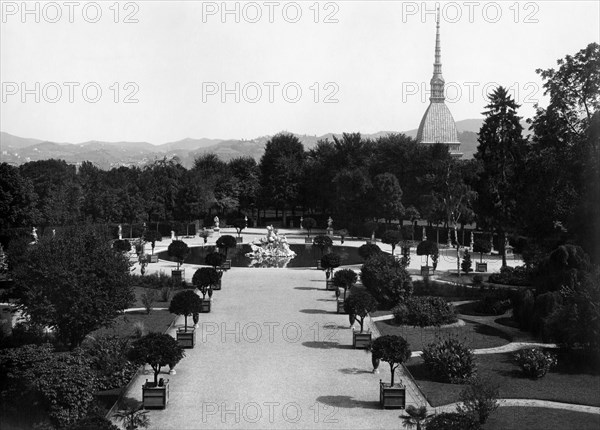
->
0;118;488;169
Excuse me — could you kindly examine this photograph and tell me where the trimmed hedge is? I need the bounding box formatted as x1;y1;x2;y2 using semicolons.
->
488;265;532;286
393;296;457;327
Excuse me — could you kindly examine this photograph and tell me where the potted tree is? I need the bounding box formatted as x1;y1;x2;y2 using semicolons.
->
337;228;349;244
313;234;332;268
192;267;219;312
198;229;210;245
382;230;402;255
371;335;411;409
473;238;491;272
416;240;438;276
332;268;358;313
144;231;162;263
344;291;378;348
167;240;189;283
169;290;203;348
216;235;236;269
232;218;246;243
205;251;227;288
321;252;341;290
303;217;317;243
127;333;184;409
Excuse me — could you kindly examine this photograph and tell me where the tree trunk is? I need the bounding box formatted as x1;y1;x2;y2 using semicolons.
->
390;363;395;386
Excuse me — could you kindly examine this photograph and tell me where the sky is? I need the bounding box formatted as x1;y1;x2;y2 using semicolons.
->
1;0;599;144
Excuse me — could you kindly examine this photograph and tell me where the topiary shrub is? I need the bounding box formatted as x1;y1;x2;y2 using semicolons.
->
382;230;402;255
205;251;227;269
143;230;162;255
360;252;413;308
473;238;492;263
192;267;220;299
168;290;203;331
167;240;189;270
113;239;131;253
232;218;246;237
422;336;476;383
303;217;317;237
426;412;480;430
216;235;237;257
416;240;438;267
320;252;341;279
513;348;558;379
313;234;333;256
393;296;457;327
371;335;411;386
358;243;381;260
332;268;357;300
343;291;378;333
461;251;473;274
128;333;185;386
337;228;349;244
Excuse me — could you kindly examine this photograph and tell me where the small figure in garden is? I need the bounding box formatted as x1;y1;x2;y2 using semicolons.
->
244;215;248;227
139;253;148;276
328;217;333;228
171;230;175;240
52;229;56;238
214;216;220;230
422;226;427;241
300;216;303;229
118;224;122;240
31;227;38;243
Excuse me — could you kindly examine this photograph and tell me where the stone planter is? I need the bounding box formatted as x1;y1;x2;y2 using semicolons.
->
176;328;196;348
222;260;231;271
476;262;488;272
379;381;406;409
353;331;372;349
212;279;222;291
142;380;169;409
171;269;184;283
420;266;431;276
326;280;336;291
149;254;159;263
337;300;346;314
200;299;211;313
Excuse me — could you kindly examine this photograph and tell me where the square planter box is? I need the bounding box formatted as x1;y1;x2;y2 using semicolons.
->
379;381;406;409
353;331;372;349
222;260;231;271
476;262;488;272
305;237;313;244
337;300;346;314
176;328;196;349
171;269;184;283
148;254;159;263
142;380;169;409
420;266;431;276
212;279;222;291
326;280;336;291
236;237;243;244
200;299;211;313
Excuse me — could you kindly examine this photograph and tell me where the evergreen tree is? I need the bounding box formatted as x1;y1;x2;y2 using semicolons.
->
461;251;473;274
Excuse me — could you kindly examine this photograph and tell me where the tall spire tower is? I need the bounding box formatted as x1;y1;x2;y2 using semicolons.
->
416;8;462;157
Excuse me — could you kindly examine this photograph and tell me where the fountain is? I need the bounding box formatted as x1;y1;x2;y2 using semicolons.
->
245;226;297;268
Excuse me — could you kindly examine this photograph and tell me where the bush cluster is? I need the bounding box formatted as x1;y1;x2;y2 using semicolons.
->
513;348;558;378
422;337;476;383
360;253;412;307
473;295;512;316
488;265;532;286
393;296;457;327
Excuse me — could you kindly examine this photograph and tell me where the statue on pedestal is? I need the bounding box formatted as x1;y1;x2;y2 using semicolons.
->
171;230;175;240
214;216;220;231
118;224;122;240
300;217;303;229
32;227;38;243
422;226;427;241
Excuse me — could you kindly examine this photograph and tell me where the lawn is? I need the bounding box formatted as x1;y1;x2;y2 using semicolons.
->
90;309;176;339
132;285;173;308
406;350;600;407
484;407;600;430
375;319;512;352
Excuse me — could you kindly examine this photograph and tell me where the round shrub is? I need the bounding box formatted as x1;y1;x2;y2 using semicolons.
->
381;230;402;254
128;333;185;386
416;240;439;265
371;335;411;386
216;235;237;256
426;412;480;430
473;296;512;316
169;289;203;330
358;243;381;260
513;348;557;379
167;240;189;267
393;296;457;327
332;268;358;291
488;265;532;286
360;252;413;308
320;252;341;277
343;291;378;333
205;251;227;268
313;234;333;253
422;337;476;383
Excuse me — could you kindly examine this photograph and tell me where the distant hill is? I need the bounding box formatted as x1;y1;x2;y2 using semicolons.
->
2;119;509;168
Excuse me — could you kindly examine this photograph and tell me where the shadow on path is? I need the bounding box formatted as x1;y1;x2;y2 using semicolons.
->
316;395;380;410
339;367;373;375
302;341;353;350
299;308;336;314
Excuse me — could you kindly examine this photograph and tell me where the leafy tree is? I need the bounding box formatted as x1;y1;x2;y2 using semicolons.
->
337;228;349;244
167;240;189;270
456;377;500;425
343;291;378;333
473;238;492;263
382;230;402;255
416;240;438;267
474;86;527;267
461;251;473;274
372;173;405;222
128;333;185;386
232;218;246;238
169;290;203;331
13;227;134;348
371;335;411;386
205;251;227;270
320;252;341;280
216;235;237;257
360;252;412;307
228;157;260;215
332;268;358;300
303;217;317;237
144;230;162;255
0;162;40;229
358;243;381;260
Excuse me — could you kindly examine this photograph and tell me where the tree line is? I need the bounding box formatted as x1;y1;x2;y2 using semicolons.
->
1;43;598;263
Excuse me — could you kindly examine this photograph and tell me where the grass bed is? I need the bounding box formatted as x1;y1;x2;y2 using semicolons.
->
375;320;511;352
91;309;175;339
484;407;600;430
407;350;600;407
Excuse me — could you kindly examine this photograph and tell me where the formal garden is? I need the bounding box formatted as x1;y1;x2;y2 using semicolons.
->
0;43;599;429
